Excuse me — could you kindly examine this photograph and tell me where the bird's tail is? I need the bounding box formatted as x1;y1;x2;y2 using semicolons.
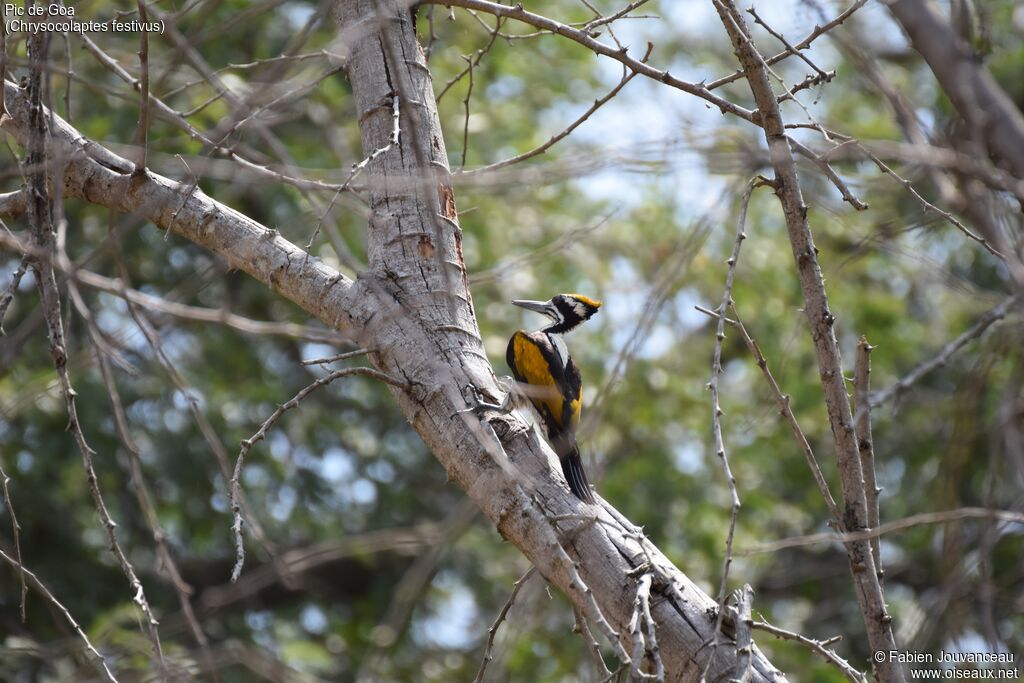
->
560;446;595;503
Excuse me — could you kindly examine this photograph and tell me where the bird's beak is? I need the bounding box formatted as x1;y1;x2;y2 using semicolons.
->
511;299;553;316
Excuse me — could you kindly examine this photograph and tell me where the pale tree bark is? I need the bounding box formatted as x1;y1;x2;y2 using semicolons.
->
0;2;790;681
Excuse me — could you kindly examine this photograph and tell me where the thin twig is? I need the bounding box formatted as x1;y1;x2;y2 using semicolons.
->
573;607;614;680
0;547;120;682
76;34;361;195
742;507;1024;554
694;304;842;526
748;7;830;83
460;54;474;170
307;95;400;251
132;0;150;175
582;0;654;32
752;619;866;683
109;257;281;568
553;541;632;666
473;566;537;683
789;137;867;211
429;0;758;123
229;366;408;581
70;266;345;343
851;140;1005;260
0;254;29;334
706;0;869;91
436;13;505;102
0;458;26;621
300;348;371;366
79;280;219;678
704;177;757;677
870;294;1018;407
23;23;167;672
461;43;652;176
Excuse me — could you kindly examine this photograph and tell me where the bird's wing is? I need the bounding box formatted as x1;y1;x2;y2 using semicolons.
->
506;331;581;434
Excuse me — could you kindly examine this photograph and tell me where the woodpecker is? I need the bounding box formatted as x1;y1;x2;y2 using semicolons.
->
504;293;602;503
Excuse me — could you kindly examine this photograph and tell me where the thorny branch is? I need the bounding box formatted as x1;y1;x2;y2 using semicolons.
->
473;566;537;683
704;177;757;677
0;458;26;621
230;365;408;581
22;16;166;674
573;607;614;680
627;571;664;682
694;304;842;526
427;0;758;123
0;548;120;683
705;0;868;91
854;338;882;577
710;1;903;679
752;619;866;683
461;44;653;177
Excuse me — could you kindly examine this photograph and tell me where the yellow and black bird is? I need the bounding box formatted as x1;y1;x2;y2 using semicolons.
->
505;293;602;503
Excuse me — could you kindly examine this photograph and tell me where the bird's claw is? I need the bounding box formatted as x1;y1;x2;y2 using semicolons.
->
451;384;506;418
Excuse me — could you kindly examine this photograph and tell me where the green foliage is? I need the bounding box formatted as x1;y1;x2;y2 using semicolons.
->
1;0;1022;681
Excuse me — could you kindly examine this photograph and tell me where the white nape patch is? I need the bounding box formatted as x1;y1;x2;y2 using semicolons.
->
551;333;570;369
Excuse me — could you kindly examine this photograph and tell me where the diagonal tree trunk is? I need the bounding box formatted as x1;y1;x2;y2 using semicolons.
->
331;2;786;680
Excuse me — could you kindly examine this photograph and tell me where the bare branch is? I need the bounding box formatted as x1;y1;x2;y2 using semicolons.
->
425;0;758;123
752;619;866;683
870;294;1019;408
460;54;475;170
0;81;361;339
706;0;868;91
474;566;537;683
69;267;346;343
627;571;664;682
695;304;842;526
0;458;26;621
23;19;166;671
748;7;831;84
0;253;30;334
710;2;903;678
704;177;757;676
0;547;119;682
230;365;409;580
132;0;151;175
300;348;372;366
788;138;867;211
82;282;217;675
742;507;1024;554
573;607;614;680
461;44;652;177
854;338;882;577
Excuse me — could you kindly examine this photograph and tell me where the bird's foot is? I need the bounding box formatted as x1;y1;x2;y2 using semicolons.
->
452;383;511;418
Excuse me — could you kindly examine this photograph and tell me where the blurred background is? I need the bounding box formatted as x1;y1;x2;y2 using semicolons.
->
0;0;1021;680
